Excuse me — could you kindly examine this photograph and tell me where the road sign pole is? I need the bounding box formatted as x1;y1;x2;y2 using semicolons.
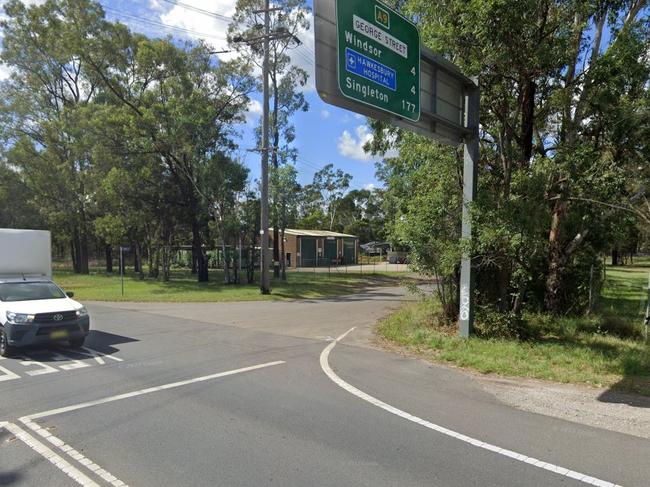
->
459;79;479;337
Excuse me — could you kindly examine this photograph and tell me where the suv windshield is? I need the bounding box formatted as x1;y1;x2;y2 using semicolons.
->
0;282;66;302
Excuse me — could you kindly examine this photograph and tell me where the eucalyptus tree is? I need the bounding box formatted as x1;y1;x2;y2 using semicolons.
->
200;153;249;284
0;0;111;273
312;164;352;231
270;164;300;279
75;28;255;281
376;0;649;318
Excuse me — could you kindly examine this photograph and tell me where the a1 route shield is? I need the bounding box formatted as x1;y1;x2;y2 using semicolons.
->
336;0;420;122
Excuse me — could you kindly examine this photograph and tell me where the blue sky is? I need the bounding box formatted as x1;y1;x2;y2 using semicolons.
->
97;0;385;192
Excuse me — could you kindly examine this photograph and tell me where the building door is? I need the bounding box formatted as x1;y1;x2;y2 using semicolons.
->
324;238;337;264
300;237;317;267
343;239;356;265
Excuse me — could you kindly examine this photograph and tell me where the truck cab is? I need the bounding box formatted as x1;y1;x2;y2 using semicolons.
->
0;277;90;357
0;228;90;357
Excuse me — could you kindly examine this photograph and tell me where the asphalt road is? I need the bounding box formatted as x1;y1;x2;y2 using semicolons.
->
1;286;648;487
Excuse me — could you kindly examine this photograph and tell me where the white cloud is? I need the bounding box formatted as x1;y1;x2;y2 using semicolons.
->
338;125;374;161
157;2;316;92
354;114;365;120
0;62;11;81
337;125;399;162
159;0;236;61
320;109;330;119
245;99;262;125
364;183;376;191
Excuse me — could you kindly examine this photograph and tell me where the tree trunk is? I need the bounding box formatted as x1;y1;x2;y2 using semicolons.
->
133;242;141;274
520;79;536;163
70;237;78;273
135;242;145;279
545;200;590;313
280;228;287;281
221;238;230;285
611;248;620;266
247;245;255;284
152;247;160;279
192;220;208;282
545;199;568;312
247;230;256;285
105;245;113;273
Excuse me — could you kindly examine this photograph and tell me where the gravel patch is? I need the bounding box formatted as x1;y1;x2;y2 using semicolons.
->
478;375;650;439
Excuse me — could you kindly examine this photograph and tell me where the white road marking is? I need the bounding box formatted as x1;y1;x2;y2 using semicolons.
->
19;357;59;376
0;347;124;383
24;360;286;420
50;352;92;371
21;418;128;487
0;363;20;382
78;347;124;363
320;327;622;487
3;422;102;487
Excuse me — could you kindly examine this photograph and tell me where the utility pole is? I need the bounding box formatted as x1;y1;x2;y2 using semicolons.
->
260;0;271;294
232;2;302;295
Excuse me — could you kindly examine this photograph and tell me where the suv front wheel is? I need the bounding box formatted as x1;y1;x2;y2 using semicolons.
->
0;328;14;358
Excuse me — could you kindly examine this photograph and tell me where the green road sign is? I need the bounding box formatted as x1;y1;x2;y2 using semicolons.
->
336;0;421;122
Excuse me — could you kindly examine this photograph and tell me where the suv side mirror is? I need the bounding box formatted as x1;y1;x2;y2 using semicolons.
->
66;291;74;298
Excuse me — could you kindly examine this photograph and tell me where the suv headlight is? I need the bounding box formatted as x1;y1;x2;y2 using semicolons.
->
75;307;88;318
6;311;35;324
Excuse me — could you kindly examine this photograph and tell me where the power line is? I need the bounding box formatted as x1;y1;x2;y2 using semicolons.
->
102;6;228;41
158;0;232;22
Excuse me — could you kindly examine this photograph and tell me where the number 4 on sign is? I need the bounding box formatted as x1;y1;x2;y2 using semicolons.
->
411;86;416;95
411;67;416;76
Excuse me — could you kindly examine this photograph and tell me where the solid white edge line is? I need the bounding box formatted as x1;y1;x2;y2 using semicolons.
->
320;327;622;487
20;418;129;487
23;360;286;421
4;422;102;487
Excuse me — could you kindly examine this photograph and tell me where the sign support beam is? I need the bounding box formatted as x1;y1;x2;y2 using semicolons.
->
459;79;479;337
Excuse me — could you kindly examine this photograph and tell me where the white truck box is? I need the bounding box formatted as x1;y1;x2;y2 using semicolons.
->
0;229;52;279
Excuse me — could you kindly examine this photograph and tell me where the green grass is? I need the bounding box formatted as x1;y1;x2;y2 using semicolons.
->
53;268;406;303
378;265;650;395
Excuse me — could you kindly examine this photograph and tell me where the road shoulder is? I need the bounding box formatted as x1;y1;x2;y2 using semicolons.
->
373;333;650;440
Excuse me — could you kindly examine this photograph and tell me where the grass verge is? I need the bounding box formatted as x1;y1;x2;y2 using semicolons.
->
378;266;650;396
54;268;407;303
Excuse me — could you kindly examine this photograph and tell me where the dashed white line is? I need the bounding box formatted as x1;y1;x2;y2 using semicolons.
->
3;422;102;487
20;418;128;487
24;360;286;420
320;327;622;487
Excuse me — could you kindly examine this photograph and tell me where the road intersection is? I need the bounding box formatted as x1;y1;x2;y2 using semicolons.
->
1;287;647;486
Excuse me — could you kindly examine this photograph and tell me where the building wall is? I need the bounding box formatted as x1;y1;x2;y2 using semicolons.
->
269;232;299;268
270;233;358;268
